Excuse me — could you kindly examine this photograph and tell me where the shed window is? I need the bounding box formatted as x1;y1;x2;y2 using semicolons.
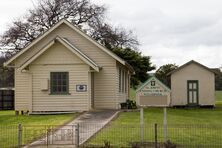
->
122;69;125;92
119;67;128;93
125;71;128;93
119;68;122;92
50;72;69;94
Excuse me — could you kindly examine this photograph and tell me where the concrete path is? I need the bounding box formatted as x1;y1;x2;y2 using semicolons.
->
26;110;119;147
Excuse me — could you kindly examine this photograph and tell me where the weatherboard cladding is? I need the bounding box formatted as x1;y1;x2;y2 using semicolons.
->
10;20;130;111
170;61;215;106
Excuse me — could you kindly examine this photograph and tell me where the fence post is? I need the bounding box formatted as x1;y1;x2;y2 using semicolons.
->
155;123;158;148
18;123;22;148
46;128;49;146
140;107;144;143
72;125;74;145
163;107;167;143
47;126;51;146
75;123;79;147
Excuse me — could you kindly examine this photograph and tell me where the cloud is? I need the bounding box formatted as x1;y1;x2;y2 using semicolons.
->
0;0;33;34
92;0;222;69
143;44;222;70
1;0;222;69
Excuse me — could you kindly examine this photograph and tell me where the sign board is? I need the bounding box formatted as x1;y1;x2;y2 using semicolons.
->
76;85;87;92
138;78;170;97
136;76;171;106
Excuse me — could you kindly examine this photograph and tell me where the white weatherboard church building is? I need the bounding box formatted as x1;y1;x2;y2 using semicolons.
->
4;19;134;114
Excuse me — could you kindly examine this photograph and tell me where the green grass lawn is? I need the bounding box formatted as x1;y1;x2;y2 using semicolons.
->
86;90;222;147
88;108;222;147
0;111;78;148
216;90;222;106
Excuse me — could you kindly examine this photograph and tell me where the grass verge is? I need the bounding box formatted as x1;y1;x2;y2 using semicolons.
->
0;111;78;147
86;90;222;147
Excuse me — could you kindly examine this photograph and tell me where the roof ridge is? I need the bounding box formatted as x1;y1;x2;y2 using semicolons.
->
167;60;216;76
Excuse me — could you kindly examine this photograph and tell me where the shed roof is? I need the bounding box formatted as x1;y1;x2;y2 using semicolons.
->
136;76;171;92
167;60;217;76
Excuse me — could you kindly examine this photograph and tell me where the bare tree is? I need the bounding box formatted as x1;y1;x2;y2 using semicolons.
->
90;22;139;50
0;0;138;56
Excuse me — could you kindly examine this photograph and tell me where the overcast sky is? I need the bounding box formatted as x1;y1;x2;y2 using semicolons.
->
0;0;222;69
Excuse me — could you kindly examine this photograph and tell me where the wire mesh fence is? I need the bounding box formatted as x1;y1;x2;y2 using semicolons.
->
0;124;79;148
0;125;18;148
82;123;222;148
1;123;222;148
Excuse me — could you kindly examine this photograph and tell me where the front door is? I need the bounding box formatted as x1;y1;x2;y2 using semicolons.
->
187;80;199;106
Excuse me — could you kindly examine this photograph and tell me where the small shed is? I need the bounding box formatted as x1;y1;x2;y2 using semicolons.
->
168;60;215;107
136;76;171;106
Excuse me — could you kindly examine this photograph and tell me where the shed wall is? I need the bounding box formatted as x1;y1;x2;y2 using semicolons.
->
171;63;215;106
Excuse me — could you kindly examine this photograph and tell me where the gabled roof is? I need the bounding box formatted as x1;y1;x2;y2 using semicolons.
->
167;60;216;76
4;19;131;71
136;76;171;92
19;36;100;72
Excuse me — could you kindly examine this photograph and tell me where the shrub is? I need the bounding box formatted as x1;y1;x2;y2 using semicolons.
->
164;140;177;148
120;99;137;109
126;99;137;109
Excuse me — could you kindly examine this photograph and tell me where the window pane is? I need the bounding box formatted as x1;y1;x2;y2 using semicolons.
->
119;68;121;92
51;72;69;94
52;74;57;80
62;73;67;79
62;80;67;85
122;70;124;92
58;79;62;85
193;91;197;103
189;91;193;103
189;83;192;89
59;74;62;80
193;83;197;89
58;86;62;92
52;80;57;85
62;86;67;92
125;71;127;93
52;86;57;92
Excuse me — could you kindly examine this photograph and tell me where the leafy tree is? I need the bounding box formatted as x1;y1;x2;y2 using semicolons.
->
0;0;138;56
213;68;222;90
155;64;178;87
112;48;155;88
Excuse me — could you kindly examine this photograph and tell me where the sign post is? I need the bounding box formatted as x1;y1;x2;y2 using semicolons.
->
163;107;167;142
140;107;144;142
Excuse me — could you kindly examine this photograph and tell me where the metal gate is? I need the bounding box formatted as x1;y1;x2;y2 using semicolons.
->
22;124;79;147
